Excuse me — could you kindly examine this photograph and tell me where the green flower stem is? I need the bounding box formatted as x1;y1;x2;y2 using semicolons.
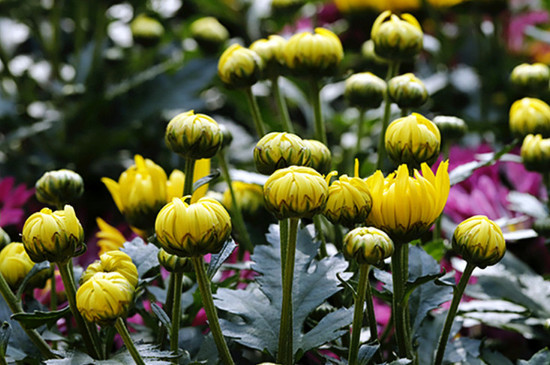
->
434;263;475;365
0;272;59;360
57;261;103;359
245;86;266;137
169;272;184;359
376;61;400;171
280;218;289;279
272;76;294;133
391;242;413;360
310;79;327;145
313;215;327;257
191;257;235;365
348;264;369;365
218;150;254;254
157;272;175;347
50;264;58;311
183;157;196;198
365;265;383;364
115;317;146;365
277;218;299;365
354;108;366;160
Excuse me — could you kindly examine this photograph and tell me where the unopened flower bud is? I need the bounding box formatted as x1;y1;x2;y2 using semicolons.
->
303;139;332;174
0;227;10;250
22;205;84;264
0;242;36;289
432;115;467;142
190;17;229;53
218;44;264;88
371;11;423;61
254;132;311;175
388;73;428;108
385;113;441;168
509;98;550;138
155;197;232;257
263;166;328;220
76;272;134;325
323;173;372;228
343;227;394;266
100;251;139;287
130;14;164;47
344;72;387;109
250;35;287;79
361;39;387;65
452;215;506;269
158;248;193;273
165;110;223;159
222;182;264;215
521;134;550;173
284;28;343;77
35;169;84;208
510;63;550;92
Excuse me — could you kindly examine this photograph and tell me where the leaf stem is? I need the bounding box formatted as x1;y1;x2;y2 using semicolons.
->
158;272;175;347
115;317;146;365
433;263;475;365
348;264;369;365
310;79;327;145
277;218;299;365
184;157;196;198
354;108;366;160
191;257;235;365
272;77;294;133
376;61;400;171
391;242;413;360
169;272;183;359
280;218;289;279
245;87;266;137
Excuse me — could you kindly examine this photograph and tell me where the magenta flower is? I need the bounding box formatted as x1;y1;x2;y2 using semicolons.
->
0;176;34;228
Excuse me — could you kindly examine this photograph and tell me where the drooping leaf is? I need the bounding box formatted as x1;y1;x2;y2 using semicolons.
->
151;303;171;333
193;170;221;195
121;237;160;278
207;239;237;280
518;348;550;365
481;347;514;365
11;306;70;330
357;344;380;365
16;261;51;298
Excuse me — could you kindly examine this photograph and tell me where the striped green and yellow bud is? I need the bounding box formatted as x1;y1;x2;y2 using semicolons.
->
510;63;550;92
343;227;394;266
521;134;550;173
344;72;387;109
371;11;423;61
250;35;287;79
35;169;84;208
254;132;312;175
388;73;428;108
158;248;193;273
323;173;372;228
218;44;264;88
509;97;550;138
303;139;332;175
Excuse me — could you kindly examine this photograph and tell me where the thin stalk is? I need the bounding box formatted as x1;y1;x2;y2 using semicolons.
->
191;257;235;365
245;87;266;137
433;263;475;365
50;264;58;311
272;76;294;133
183;157;196;197
158;273;175;347
313;215;327;257
57;261;103;359
391;242;413;360
365;266;383;364
169;272;183;359
400;108;409;118
348;264;370;365
354;108;366;159
277;218;299;365
376;62;400;171
0;272;59;359
218;150;254;254
280;218;289;279
310;79;327;145
104;326;116;358
115;317;146;365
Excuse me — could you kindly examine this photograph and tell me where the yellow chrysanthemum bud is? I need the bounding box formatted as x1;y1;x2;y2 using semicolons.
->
0;242;36;289
254;132;312;175
130;14;164;47
102;155;169;231
385;113;441;168
361;39;387;65
76;272;134;325
371;11;423;61
218;44;264;88
158;248;193;273
432;115;467;143
79;261;103;286
22;205;84;264
343;227;394;266
452;215;506;269
263;166;329;220
323;172;372;228
155;197;232;257
96;218;127;256
250;35;287;79
222;182;264;215
0;227;10;250
521;134;550;173
35;169;84;208
344;72;387;110
509;98;550;138
79;250;138;287
388;73;428;108
365;161;450;242
510;63;550;92
303;139;332;175
165;110;223;160
284;28;343;77
190;17;229;53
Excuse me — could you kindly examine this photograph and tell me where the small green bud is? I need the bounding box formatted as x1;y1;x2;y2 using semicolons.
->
130;14;164;47
254;132;311;175
388;73;428;108
190;17;229;53
218;44;264;88
371;11;423;61
510;63;550;92
35;169;84;208
521;134;550;173
158;248;193;273
343;227;394;266
344;72;387;109
432;115;467;142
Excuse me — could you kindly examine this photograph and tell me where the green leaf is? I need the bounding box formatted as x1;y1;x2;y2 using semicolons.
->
357;344;379;365
193;170;221;195
0;322;11;358
121;237;160;278
16;261;51;298
11;306;70;330
151;303;171;333
422;239;446;261
518;348;550;365
481;347;514;365
45;345;179;364
215;224;352;357
207;239;237;280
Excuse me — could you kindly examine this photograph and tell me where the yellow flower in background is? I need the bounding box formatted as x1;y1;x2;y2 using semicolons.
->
80;250;138;288
371;11;423;61
166;159;211;203
521;134;550;173
0;242;36;289
35;169;84;208
222;181;265;215
284;28;343;77
452;215;505;269
365;161;450;242
509;97;550;138
263;166;329;220
343;227;394;266
218;43;264;88
155;197;232;257
385;113;441;168
76;272;134;325
96;218;127;256
510;63;550;92
22;205;84;264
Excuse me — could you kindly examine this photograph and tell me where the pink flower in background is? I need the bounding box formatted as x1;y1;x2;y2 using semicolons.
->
0;176;34;228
